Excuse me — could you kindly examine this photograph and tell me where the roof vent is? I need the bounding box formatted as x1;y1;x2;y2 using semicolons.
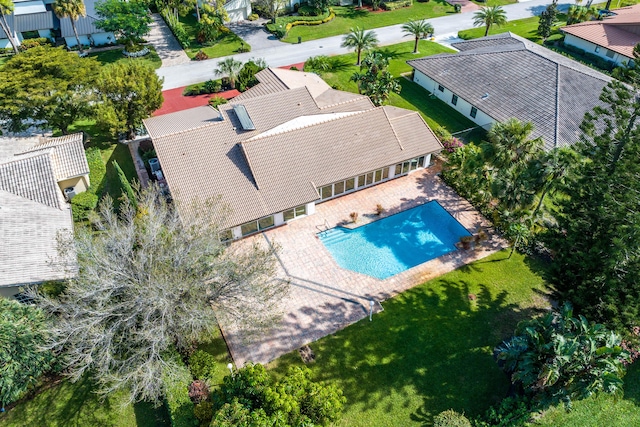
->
481;93;489;100
233;105;256;130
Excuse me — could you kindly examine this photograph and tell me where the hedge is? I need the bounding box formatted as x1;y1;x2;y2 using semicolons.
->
284;8;335;32
163;351;198;427
85;147;106;195
381;0;412;10
161;8;190;49
70;192;98;221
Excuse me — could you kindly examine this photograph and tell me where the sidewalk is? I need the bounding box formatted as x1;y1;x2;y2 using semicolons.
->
157;0;566;90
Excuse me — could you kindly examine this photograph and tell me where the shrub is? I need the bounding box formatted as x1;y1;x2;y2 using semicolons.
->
454;3;461;12
349;212;358;223
194;50;209;61
236;59;266;91
298;4;318;15
71;191;99;221
433;410;471;427
290;66;299;70
380;0;412;10
304;55;332;72
161;8;190;48
188;380;209;404
442;137;464;153
188;350;218;380
194;401;213;424
237;42;250;53
248;13;259;20
19;37;50;51
208;96;228;108
162;351;197;427
433;125;452;142
204;79;221;93
85;147;106;195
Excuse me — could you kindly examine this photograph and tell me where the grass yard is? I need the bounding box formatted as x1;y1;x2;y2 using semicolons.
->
281;2;457;43
312;40;477;135
269;250;551;426
179;14;248;59
89;46;162;70
195;329;236;389
0;377;170;427
458;14;567;44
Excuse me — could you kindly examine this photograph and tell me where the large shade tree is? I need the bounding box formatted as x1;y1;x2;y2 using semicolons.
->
401;19;434;54
0;298;56;411
341;27;378;66
31;185;288;403
96;61;163;140
53;0;86;53
0;46;99;133
95;0;152;46
0;0;18;54
473;5;507;37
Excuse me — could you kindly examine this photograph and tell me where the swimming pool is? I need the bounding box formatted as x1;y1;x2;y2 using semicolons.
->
318;201;470;280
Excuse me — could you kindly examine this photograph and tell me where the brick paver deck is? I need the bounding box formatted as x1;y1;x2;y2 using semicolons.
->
221;159;506;366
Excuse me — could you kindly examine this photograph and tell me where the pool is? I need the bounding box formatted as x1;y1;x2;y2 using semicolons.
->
318;201;470;280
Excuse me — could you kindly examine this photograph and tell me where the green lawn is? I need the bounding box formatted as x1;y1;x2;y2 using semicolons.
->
0;377;170;427
312;40;477;134
458;15;567;44
195;329;236;389
179;14;248;59
269;251;551;426
281;3;458;43
89;46;162;70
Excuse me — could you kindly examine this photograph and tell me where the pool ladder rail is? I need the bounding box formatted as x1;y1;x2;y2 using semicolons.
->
315;219;330;236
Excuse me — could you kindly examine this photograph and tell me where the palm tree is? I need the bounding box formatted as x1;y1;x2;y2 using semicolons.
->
401;19;434;54
214;57;243;89
0;0;19;54
53;0;86;53
473;5;507;37
341;27;378;66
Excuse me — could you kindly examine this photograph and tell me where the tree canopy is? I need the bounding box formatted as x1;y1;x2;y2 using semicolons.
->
31;186;287;403
473;5;507;37
96;61;164;140
0;46;99;133
0;298;56;410
95;0;152;44
350;51;401;106
401;19;434;54
341;27;378;66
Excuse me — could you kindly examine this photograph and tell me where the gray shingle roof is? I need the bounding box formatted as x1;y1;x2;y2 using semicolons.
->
145;70;441;228
409;33;612;150
18;133;90;180
0;190;73;288
0;151;65;209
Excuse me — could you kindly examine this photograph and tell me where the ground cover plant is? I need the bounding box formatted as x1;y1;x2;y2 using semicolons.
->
88;46;162;69
269;251;551;426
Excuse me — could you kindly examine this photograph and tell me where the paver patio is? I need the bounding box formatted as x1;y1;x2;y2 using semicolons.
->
221;158;507;366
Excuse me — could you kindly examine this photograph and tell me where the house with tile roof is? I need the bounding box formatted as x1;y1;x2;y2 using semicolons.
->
562;4;640;67
0;132;89;297
143;68;443;240
407;33;612;151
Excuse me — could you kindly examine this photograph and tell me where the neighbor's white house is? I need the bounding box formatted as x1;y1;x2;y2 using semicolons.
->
143;68;443;240
561;4;640;67
0;0;114;49
408;33;612;151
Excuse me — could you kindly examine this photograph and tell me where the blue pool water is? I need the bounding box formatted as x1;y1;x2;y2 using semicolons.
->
319;201;471;280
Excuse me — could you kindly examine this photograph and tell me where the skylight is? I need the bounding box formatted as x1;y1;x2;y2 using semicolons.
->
233;105;256;131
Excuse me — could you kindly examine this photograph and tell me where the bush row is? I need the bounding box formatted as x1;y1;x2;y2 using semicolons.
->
183;79;224;95
284;8;335;32
556;41;616;72
163;350;198;427
19;37;52;51
71;146;105;221
380;0;412;10
161;8;190;49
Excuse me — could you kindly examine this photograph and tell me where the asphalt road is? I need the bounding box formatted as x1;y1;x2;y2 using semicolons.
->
156;0;571;90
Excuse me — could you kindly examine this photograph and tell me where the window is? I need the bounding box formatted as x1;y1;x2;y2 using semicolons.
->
258;216;274;230
437;84;444;92
366;172;374;185
395;157;428;177
375;169;382;182
382;167;389;180
284;205;306;221
470;107;478;118
594;46;601;53
451;94;458;105
334;181;345;195
358;174;366;187
241;221;258;236
395;164;402;176
606;49;615;58
321;185;332;199
21;30;40;39
418;156;426;168
345;178;355;191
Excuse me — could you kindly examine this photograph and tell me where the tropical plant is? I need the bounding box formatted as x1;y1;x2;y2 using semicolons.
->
236;58;267;91
350;51;401;106
0;0;19;54
30;185;287;404
566;5;598;25
433;409;472;427
211;363;345;426
495;303;629;408
53;0;86;53
96;62;163;140
537;0;558;42
214;57;243;89
341;27;378;65
95;0;152;46
402;19;434;54
473;5;507;37
0;298;56;411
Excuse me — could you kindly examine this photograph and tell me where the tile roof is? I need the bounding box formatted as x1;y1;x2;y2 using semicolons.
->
409;33;611;150
18;133;89;180
561;5;640;59
0;190;73;288
0;151;65;209
145;70;441;228
144;106;223;139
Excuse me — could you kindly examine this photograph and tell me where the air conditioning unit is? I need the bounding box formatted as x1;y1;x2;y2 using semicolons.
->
64;187;76;201
149;158;161;173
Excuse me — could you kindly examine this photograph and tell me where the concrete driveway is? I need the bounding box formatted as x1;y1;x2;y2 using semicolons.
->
227;18;283;51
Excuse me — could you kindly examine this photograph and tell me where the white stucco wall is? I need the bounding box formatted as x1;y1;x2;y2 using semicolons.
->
413;70;495;130
65;32;114;47
224;0;251;22
563;33;629;66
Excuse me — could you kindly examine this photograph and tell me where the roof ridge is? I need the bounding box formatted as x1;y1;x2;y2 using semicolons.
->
554;64;561;150
316;90;371;109
382;107;404;151
0;149;52;166
151;111;225;139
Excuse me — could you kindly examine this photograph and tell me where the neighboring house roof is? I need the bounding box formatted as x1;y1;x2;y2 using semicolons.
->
18;133;90;180
144;69;441;229
0;10;54;38
408;33;612;150
233;68;332;102
59;0;108;38
0;190;72;288
561;5;640;59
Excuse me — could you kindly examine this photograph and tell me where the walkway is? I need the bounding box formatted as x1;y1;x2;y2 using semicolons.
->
157;0;568;89
148;13;190;67
220;160;507;366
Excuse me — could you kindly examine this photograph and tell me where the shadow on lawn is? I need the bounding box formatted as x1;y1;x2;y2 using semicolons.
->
272;277;545;425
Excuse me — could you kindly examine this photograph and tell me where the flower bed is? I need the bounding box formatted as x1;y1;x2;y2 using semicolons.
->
123;47;150;57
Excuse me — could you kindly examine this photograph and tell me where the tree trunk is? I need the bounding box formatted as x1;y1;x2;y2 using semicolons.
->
358;0;362;7
414;36;419;53
71;19;83;53
0;14;19;55
356;48;362;66
485;24;490;37
195;1;201;22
